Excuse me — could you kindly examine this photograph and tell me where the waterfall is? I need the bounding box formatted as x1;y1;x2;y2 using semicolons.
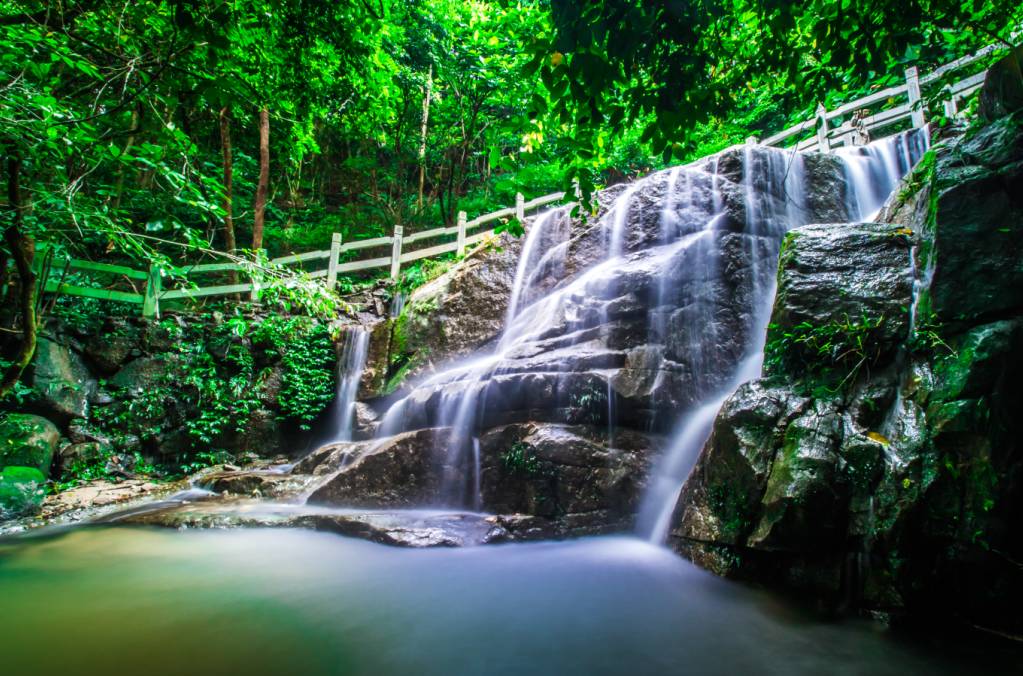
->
373;130;929;519
637;130;929;543
328;325;370;442
836;128;930;221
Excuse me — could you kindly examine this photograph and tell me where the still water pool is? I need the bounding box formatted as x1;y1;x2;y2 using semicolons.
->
0;528;1018;675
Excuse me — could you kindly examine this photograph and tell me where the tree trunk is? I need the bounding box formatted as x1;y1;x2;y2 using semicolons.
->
0;153;37;399
220;106;238;290
417;65;433;211
110;106;140;212
252;106;270;251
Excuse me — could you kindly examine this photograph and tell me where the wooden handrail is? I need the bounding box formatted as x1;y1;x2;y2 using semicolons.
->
763;42;1002;152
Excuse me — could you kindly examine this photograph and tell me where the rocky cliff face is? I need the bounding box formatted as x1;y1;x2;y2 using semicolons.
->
669;54;1023;635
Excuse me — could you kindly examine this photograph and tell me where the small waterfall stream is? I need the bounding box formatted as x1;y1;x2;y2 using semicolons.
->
327;325;370;443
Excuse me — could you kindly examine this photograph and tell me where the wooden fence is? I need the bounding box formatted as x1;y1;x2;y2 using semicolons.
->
758;42;1000;152
33;41;1004;318
35;190;567;318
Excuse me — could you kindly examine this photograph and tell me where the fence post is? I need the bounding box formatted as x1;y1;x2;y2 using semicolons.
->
250;253;263;303
142;263;162;319
456;211;467;257
815;103;831;154
515;192;525;222
905;66;925;128
390;225;404;279
326;232;342;290
943;97;958;120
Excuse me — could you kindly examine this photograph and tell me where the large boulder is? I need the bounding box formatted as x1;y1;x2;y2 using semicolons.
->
478;423;654;527
300;422;657;536
0;413;60;475
30;338;95;421
378;235;523;394
769;222;914;371
304;429;453;508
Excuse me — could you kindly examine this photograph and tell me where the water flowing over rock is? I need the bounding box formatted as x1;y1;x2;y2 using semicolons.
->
668;59;1023;635
312;131;926;541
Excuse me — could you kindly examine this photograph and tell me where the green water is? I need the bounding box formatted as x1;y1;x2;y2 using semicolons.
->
0;527;1018;676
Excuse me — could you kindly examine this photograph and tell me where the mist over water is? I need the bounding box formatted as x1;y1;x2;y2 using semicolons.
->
1;527;1014;676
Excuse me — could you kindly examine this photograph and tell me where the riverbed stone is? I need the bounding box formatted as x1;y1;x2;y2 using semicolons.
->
0;413;60;475
0;466;47;519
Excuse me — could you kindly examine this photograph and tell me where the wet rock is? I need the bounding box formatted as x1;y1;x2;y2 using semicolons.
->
352;402;379;439
30;338;96;421
746;401;847;550
112;500;518;547
672;381;807;547
0;413;60;475
979;45;1023;122
929;119;1023;327
360;318;394;397
0;466;47;519
294;511;511;547
110;356;174;395
84;317;141;374
478;423;654;523
205;470;309;498
673;98;1023;634
380;235;523;392
769;222;914;368
305;429;454;508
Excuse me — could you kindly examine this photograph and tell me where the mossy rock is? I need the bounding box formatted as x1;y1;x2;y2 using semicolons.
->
0;413;60;476
0;465;47;519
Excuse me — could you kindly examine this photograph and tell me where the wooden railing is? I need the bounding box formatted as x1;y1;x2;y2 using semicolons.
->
33;41;1005;318
35;190;569;317
758;42;1001;153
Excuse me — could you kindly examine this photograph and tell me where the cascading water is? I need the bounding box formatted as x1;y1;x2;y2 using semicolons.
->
325;325;369;442
836;127;930;220
373;128;929;526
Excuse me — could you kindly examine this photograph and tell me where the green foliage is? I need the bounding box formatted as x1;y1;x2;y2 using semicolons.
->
493;218;524;238
501;442;549;477
395;256;455;296
253;316;335;430
80;311;336;476
533;0;1020;179
764;314;886;392
570;384;609;424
